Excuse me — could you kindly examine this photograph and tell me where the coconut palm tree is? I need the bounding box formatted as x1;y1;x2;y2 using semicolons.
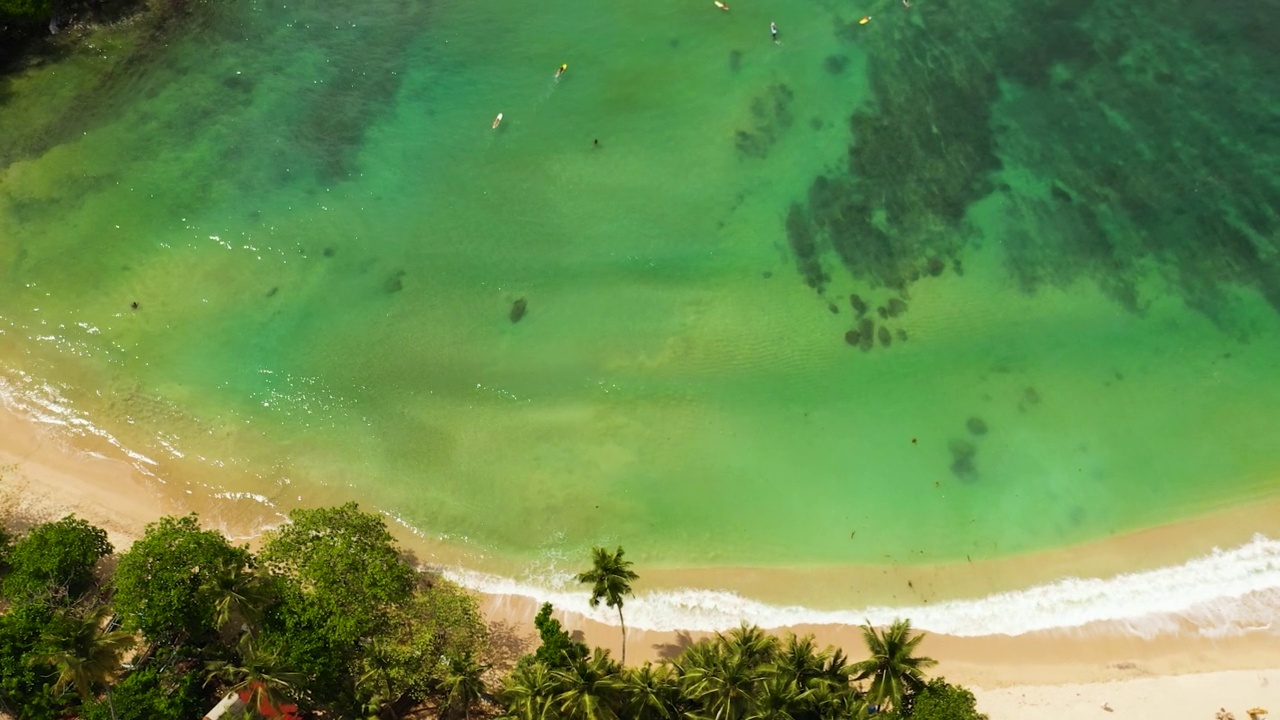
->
502;660;559;720
774;634;827;689
575;546;639;664
849;619;936;712
206;558;274;638
745;674;803;720
554;648;622;720
681;644;765;720
204;635;303;717
37;604;135;719
442;653;489;720
620;662;680;720
719;624;778;669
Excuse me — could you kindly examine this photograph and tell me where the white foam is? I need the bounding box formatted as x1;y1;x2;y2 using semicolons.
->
443;534;1280;639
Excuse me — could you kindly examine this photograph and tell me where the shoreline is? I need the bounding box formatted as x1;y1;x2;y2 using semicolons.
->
4;404;1280;717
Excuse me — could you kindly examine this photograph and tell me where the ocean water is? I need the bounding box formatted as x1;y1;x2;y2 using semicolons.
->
2;0;1280;628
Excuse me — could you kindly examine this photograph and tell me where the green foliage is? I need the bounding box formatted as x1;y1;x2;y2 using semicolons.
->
80;665;205;720
528;602;587;670
500;625;876;720
0;0;52;21
0;603;67;720
897;677;988;720
113;514;251;646
204;634;305;716
260;502;413;637
258;503;419;715
575;546;639;663
850;619;937;713
36;604;135;701
2;515;111;604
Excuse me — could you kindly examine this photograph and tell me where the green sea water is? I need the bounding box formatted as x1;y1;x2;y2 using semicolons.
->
2;0;1279;590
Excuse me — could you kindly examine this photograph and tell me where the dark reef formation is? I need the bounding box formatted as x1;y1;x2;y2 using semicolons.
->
783;0;1280;329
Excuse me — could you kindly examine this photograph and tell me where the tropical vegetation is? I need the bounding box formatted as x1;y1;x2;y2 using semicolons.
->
0;505;987;719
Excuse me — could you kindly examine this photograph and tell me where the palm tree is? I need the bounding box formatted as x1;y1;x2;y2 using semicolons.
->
575;546;639;664
719;624;778;669
681;645;765;720
502;660;559;720
205;635;304;718
554;648;622;720
773;634;827;689
849;619;936;712
37;604;136;719
206;558;274;638
358;637;403;720
746;674;802;720
620;662;679;720
442;653;490;720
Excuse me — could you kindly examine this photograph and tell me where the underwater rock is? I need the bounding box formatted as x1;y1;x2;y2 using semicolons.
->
877;306;888;320
828;302;840;314
729;50;742;73
887;298;908;317
1051;184;1073;203
878;325;891;347
966;417;988;435
266;286;279;298
1024;386;1041;405
322;247;336;258
384;269;406;294
845;330;860;346
858;318;875;351
850;293;868;316
510;298;528;323
949;439;979;483
762;271;773;279
927;257;945;277
823;55;849;75
896;328;908;342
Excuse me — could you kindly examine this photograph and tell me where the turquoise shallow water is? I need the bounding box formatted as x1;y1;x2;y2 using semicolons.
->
1;0;1279;585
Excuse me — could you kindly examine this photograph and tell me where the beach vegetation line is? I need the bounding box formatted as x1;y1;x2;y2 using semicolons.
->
0;504;986;719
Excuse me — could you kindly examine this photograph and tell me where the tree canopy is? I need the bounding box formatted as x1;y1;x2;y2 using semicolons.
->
0;506;989;720
1;515;111;604
112;514;250;646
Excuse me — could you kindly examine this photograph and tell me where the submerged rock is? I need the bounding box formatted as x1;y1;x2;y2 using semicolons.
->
949;439;979;483
858;318;875;351
877;325;892;347
844;330;860;346
384;269;406;294
896;328;908;342
886;298;908;317
850;293;868;316
1024;386;1041;405
510;298;528;323
926;257;945;277
966;417;988;435
877;306;888;320
828;302;840;314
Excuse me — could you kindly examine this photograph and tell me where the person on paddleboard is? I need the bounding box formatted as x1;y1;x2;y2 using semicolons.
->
770;21;778;42
555;63;568;78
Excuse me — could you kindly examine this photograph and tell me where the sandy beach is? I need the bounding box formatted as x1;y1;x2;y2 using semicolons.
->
4;404;1280;719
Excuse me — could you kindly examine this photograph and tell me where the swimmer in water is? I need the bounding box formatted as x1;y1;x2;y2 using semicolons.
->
770;21;778;42
555;63;568;78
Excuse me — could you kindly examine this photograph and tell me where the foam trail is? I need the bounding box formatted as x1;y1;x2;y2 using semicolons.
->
444;535;1280;638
